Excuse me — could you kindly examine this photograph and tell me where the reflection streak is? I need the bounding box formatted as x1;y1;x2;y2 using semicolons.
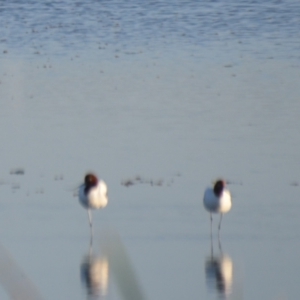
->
205;238;233;299
81;239;109;299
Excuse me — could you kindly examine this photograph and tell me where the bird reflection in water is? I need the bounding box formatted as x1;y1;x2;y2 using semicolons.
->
205;237;233;299
80;238;109;299
80;231;146;300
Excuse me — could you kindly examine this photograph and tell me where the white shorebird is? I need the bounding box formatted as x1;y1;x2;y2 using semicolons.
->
203;179;232;234
79;173;108;231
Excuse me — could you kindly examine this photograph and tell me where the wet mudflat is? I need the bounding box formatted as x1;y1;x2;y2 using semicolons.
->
0;1;300;299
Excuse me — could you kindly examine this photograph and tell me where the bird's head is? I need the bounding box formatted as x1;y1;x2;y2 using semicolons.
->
213;179;226;197
84;173;98;188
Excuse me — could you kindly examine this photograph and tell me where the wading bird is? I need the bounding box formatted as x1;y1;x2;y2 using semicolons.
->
79;173;108;232
203;179;231;234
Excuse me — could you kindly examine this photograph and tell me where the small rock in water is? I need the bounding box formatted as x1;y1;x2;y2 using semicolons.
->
121;176;165;187
35;188;44;194
11;183;20;190
54;174;64;181
10;168;25;175
121;179;134;187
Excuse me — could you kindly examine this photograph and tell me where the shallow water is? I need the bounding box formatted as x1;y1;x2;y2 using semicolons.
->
1;0;300;60
0;1;300;299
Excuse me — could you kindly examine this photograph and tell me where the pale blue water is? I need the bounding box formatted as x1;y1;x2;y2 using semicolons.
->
1;0;300;59
0;1;300;299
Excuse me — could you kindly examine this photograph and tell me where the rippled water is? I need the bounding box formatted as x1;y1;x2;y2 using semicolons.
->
0;1;300;300
1;0;300;59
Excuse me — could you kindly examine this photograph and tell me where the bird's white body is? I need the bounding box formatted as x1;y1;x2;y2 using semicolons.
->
79;180;108;210
203;188;231;214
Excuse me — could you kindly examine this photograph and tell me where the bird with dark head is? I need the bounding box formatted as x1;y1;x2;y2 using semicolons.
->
203;179;231;235
84;174;98;194
213;180;226;197
79;173;108;234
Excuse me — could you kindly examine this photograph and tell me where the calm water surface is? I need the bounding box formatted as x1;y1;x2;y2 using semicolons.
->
0;1;300;299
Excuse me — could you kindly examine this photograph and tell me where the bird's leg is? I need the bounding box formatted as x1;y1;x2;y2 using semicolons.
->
87;209;93;228
89;232;93;253
218;215;223;253
218;213;223;232
210;227;214;257
87;209;94;241
210;213;213;237
218;235;223;254
89;232;93;255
